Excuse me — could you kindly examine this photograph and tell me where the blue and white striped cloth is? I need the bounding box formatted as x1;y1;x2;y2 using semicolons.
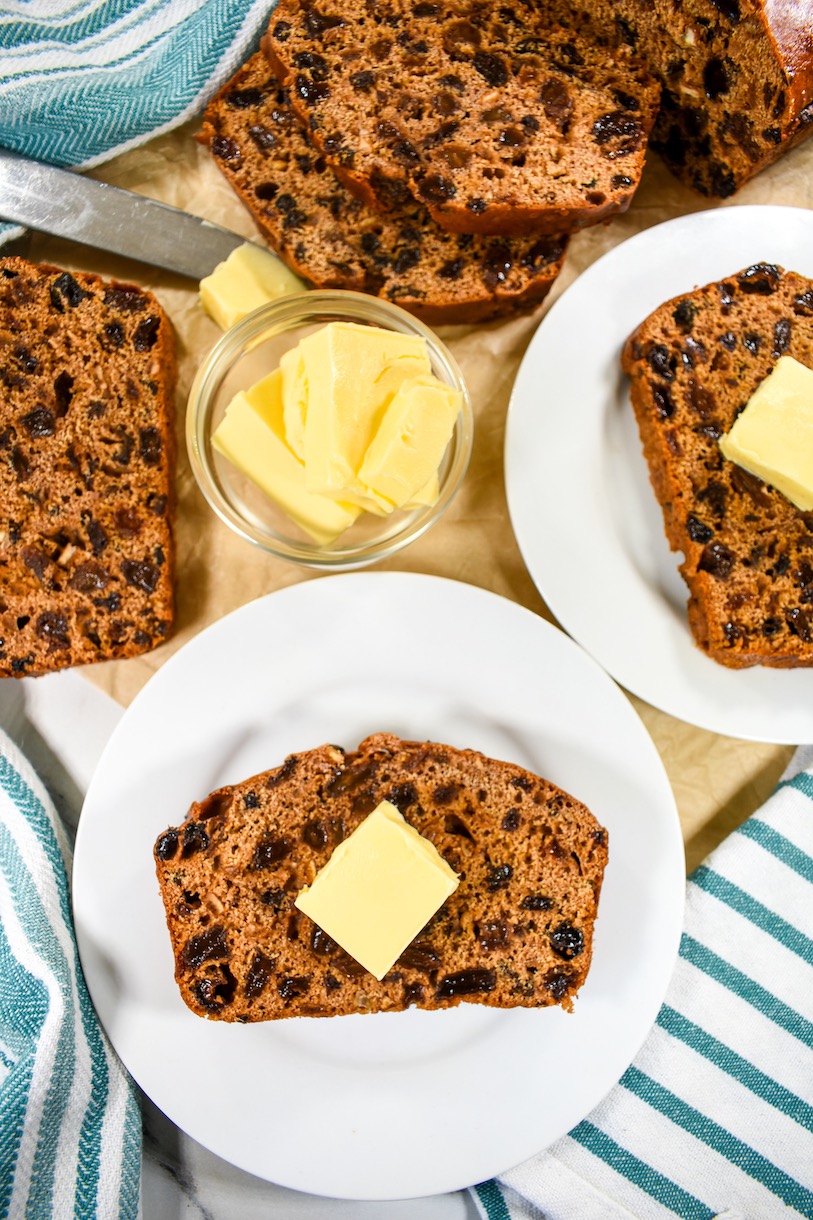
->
0;0;278;243
472;743;813;1220
0;729;140;1220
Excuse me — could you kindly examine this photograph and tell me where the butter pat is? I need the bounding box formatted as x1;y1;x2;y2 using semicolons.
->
298;321;431;508
211;368;361;545
719;356;813;511
295;799;459;980
359;374;461;508
199;243;306;330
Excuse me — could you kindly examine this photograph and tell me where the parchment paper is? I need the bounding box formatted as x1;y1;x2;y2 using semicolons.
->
20;115;813;870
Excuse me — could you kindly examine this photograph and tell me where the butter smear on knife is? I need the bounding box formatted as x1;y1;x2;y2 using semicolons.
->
211;321;461;544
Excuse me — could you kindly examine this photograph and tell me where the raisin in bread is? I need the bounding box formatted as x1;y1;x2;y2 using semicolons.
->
542;0;813;197
622;263;813;668
200;52;568;324
0;257;176;677
263;0;660;237
154;733;608;1021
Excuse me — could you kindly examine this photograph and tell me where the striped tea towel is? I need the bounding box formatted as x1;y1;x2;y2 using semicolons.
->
0;729;140;1220
472;742;813;1220
0;0;278;244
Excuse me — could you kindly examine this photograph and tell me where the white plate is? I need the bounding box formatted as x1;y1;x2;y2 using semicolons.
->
73;572;683;1200
505;205;813;743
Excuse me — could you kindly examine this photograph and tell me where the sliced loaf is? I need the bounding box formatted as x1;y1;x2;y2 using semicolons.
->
200;51;568;323
263;0;661;236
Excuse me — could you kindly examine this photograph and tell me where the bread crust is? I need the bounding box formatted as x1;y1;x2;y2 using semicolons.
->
761;0;813;122
154;734;608;1021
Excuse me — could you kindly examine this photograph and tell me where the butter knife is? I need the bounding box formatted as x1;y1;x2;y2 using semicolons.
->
0;148;251;280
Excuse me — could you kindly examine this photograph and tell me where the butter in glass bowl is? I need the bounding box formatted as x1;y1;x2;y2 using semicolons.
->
186;291;473;570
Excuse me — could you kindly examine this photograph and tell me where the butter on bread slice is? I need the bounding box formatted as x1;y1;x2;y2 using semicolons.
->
295;798;460;980
154;734;608;1021
719;356;813;512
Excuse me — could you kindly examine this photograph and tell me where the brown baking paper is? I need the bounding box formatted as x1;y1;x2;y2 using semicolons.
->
21;116;813;866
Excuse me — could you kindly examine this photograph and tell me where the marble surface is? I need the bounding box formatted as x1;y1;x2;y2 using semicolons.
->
0;672;479;1219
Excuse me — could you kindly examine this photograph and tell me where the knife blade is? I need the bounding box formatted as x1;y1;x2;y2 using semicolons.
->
0;148;252;280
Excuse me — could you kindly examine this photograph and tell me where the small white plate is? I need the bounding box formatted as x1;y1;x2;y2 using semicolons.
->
73;572;683;1200
505;205;813;743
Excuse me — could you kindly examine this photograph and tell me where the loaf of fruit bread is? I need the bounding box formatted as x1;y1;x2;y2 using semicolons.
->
262;0;661;237
622;262;813;668
199;52;568;324
541;0;813;197
153;733;608;1021
0;256;176;677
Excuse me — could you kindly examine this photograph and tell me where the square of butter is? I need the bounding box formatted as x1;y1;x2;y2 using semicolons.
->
295;800;459;980
719;355;813;511
358;374;460;508
199;243;305;330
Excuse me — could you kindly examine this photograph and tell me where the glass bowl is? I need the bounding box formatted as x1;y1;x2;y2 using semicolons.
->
186;290;473;570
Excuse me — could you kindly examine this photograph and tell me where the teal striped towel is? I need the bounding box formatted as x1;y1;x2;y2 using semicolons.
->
472;743;813;1220
0;0;278;243
0;730;140;1219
